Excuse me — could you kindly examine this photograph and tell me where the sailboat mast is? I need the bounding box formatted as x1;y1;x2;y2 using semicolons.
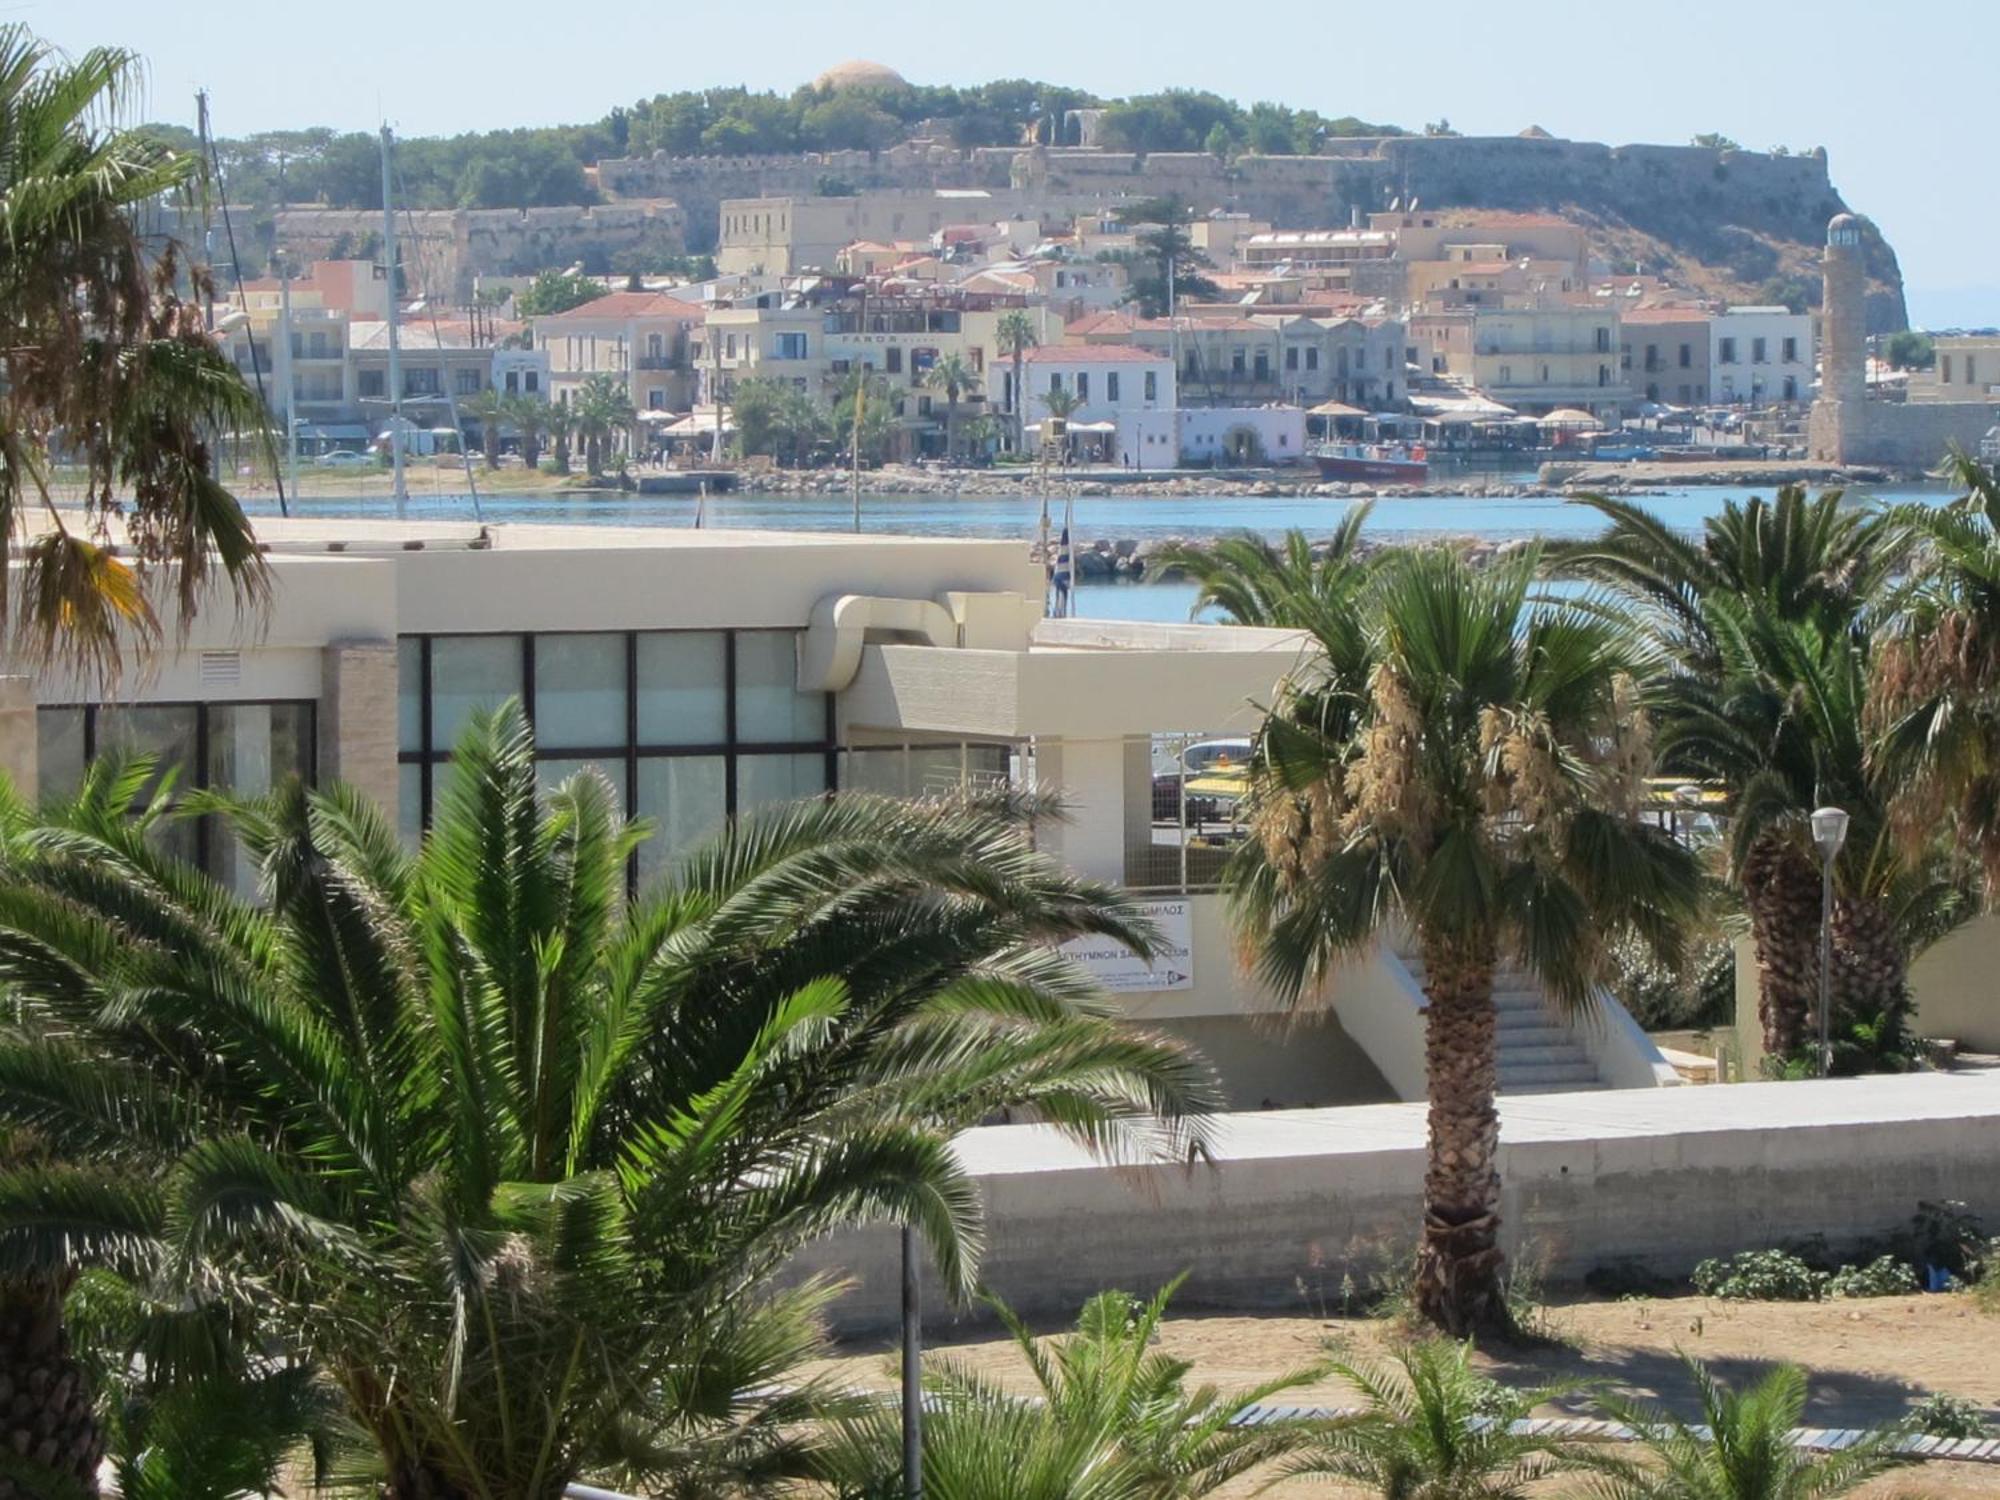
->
380;124;407;515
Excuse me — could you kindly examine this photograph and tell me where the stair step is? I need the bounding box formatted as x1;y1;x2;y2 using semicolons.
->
1502;1079;1612;1095
1495;1026;1581;1051
1498;1062;1604;1087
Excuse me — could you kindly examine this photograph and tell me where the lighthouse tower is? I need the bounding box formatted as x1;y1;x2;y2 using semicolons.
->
1809;214;1867;459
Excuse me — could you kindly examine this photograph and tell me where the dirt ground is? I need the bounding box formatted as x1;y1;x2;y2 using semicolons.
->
808;1291;2000;1496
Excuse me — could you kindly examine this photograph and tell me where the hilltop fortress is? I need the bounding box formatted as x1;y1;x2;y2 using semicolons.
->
593;133;1907;329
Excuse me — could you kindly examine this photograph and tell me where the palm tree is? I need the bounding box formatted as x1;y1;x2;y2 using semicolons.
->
464;388;508;469
925;354;975;465
821;1278;1321;1500
1279;1339;1597;1498
1592;1355;1903;1500
1038;385;1086;463
0;25;270;680
549;396;576;472
1874;453;2000;902
0;704;1215;1500
1156;505;1378;646
997;310;1038;455
1555;488;1956;1070
831;371;892;469
1229;547;1701;1333
505;394;548;470
574;371;636;477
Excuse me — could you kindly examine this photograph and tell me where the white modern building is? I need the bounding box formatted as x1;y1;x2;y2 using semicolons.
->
1710;305;1814;405
1;514;1677;1109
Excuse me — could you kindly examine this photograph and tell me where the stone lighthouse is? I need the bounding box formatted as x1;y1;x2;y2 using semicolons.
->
1809;213;1867;460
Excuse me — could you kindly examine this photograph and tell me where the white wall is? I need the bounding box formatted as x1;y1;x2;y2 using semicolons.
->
1711;308;1813;404
1176;408;1308;466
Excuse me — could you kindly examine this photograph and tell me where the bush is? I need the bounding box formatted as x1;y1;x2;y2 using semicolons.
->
1826;1256;1921;1298
1692;1250;1828;1301
1911;1392;1990;1439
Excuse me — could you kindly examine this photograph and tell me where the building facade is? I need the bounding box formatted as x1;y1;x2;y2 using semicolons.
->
1709;306;1812;405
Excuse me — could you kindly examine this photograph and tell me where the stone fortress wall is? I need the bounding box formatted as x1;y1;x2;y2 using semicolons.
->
272;200;687;302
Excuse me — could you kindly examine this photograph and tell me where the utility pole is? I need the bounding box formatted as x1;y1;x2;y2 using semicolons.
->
851;284;868;533
278;253;299;501
380;124;407;515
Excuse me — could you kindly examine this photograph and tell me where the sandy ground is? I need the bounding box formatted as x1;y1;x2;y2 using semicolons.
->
808;1291;2000;1495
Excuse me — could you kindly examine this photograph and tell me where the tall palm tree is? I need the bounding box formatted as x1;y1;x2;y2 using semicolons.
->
463;388;508;470
1592;1355;1903;1500
504;394;548;470
0;25;269;680
821;1278;1322;1500
925;354;975;465
1278;1339;1597;1498
1554;488;1957;1070
996;310;1037;454
573;371;636;477
0;704;1216;1500
1874;453;2000;901
1229;547;1701;1333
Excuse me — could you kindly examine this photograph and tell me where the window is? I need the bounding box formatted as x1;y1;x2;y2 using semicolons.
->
1598;364;1610;386
774;332;808;360
1943;356;1954;383
1719;337;1738;365
525;371;539;394
405;368;441;397
1143;370;1157;401
454;367;481;395
1106;372;1120;402
1305;347;1319;371
1230;348;1246;376
505;371;519;394
359;370;385;398
1783;375;1798;401
1076;372;1089;402
1782;336;1799;364
398;630;832;876
1285;346;1299;371
1752;337;1768;364
1968;356;1979;386
1498;364;1512;385
886;346;902;374
1679;342;1692;368
1049;371;1063;394
1595;325;1611;353
648;389;665;409
725;334;738;360
39;701;314;887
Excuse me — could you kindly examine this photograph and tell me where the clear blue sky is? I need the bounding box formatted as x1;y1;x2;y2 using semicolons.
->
28;0;1996;327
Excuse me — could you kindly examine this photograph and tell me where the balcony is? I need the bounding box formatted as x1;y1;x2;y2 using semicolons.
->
634;355;684;372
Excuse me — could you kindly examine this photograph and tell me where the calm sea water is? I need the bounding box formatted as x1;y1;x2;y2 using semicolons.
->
242;478;1949;625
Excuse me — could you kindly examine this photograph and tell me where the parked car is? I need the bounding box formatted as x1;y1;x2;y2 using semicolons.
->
1151;737;1252;822
318;449;368;467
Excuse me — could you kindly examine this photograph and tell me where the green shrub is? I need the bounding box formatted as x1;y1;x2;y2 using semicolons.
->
1692;1250;1828;1301
1911;1392;1990;1439
1826;1256;1921;1298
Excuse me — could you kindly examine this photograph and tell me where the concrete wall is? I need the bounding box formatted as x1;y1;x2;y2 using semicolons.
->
1809;395;2000;469
1910;913;2000;1053
791;1072;2000;1332
1136;1013;1394;1111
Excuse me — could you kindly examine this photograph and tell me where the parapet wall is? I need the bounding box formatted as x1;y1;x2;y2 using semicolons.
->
1810;396;2000;469
790;1072;2000;1332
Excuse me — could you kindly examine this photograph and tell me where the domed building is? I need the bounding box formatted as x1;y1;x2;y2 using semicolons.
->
812;60;907;92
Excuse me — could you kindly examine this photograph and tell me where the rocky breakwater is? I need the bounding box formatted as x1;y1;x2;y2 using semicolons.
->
1539;458;1892;489
744;464;1602;502
1029;531;1540;582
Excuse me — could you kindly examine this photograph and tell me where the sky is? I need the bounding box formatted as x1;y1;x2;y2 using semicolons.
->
26;0;1997;328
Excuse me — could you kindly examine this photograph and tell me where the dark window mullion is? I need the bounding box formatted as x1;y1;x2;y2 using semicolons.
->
419;635;434;826
193;705;212;873
723;630;738;817
624;630;639;893
522;634;538;746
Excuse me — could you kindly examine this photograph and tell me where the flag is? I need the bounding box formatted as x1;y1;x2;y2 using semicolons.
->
1051;498;1074;618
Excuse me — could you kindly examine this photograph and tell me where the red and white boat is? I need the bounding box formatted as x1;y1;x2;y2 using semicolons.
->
1312;442;1428;483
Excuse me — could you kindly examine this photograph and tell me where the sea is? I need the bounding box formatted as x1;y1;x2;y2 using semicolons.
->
240;476;1951;626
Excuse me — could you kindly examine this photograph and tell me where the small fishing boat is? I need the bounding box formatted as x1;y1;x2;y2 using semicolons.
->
1312;442;1429;483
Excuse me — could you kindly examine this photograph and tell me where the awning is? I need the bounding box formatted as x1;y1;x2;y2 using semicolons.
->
660;410;734;436
1537;407;1603;428
1067;420;1117;435
1408;394;1519;419
1307;400;1368;418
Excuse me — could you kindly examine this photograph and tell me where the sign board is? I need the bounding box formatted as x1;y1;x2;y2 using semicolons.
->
1059;898;1194;993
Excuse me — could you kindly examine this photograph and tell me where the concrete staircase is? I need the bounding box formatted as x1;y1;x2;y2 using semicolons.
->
1401;955;1609;1095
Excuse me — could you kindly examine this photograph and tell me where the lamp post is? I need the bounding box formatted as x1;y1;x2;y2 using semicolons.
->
1809;806;1850;1079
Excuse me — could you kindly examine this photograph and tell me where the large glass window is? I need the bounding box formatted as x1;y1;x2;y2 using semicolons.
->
401;629;833;881
35;700;315;882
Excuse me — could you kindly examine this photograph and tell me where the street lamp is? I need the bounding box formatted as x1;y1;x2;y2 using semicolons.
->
1810;806;1850;1078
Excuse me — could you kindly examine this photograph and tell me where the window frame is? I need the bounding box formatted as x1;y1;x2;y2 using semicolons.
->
398;629;838;873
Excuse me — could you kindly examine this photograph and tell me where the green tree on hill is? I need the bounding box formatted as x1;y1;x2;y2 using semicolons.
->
516;268;602;316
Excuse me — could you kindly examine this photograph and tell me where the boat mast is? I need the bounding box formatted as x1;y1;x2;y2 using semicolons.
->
380;124;407;515
278;253;299;501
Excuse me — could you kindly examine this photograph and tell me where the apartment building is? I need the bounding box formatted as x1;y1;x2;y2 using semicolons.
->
535;290;703;411
1909;334;2000;403
1619;308;1713;406
1711;306;1813;405
716;190;1029;274
1416;304;1627;416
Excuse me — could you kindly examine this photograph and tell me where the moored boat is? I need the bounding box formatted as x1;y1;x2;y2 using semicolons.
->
1312;442;1429;482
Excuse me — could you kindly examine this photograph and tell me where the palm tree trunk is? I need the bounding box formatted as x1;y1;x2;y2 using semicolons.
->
0;1272;101;1500
482;425;500;470
1412;933;1508;1337
1740;832;1820;1064
1012;352;1025;453
1830;893;1911;1069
